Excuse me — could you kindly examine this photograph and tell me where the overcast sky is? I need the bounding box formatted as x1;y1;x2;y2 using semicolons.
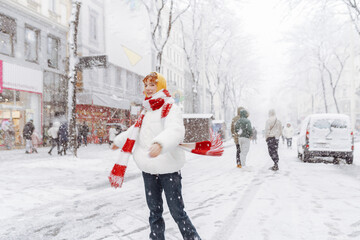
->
229;0;295;128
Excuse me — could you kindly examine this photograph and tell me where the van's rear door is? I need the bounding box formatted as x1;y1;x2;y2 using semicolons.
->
309;117;351;151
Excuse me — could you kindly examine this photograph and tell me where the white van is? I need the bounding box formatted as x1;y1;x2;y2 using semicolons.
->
297;114;354;164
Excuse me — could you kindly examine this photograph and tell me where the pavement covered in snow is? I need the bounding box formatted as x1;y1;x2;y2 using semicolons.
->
0;138;360;240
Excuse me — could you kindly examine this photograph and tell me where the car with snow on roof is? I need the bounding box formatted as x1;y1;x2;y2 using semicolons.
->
297;114;354;164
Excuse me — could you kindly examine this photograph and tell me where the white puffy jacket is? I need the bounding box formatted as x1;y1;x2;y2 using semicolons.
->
283;126;294;139
265;116;282;139
47;122;60;139
113;104;185;174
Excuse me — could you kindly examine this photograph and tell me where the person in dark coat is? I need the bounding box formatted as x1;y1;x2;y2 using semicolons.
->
58;123;69;155
23;120;35;153
80;122;89;146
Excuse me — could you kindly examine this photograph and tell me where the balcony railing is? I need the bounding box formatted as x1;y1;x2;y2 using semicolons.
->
48;10;61;23
27;0;40;12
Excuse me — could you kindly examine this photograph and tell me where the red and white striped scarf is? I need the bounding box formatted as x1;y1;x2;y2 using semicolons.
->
108;89;174;188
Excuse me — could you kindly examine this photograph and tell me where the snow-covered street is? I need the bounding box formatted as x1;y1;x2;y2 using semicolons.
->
1;139;360;240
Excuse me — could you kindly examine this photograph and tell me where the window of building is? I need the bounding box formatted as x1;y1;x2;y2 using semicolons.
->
89;13;98;42
25;26;40;63
43;71;67;133
117;68;123;89
0;14;16;56
48;0;56;12
0;89;41;147
47;35;59;68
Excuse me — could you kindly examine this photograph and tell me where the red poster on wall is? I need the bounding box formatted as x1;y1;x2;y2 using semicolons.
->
0;60;3;93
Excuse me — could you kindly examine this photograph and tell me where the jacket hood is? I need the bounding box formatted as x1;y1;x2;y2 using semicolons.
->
237;107;243;116
240;109;249;118
268;109;276;117
237;107;249;117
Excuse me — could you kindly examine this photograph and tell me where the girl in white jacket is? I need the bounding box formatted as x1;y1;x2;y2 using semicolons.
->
112;72;201;240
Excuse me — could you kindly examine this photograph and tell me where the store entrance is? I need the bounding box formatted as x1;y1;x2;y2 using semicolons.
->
0;109;26;147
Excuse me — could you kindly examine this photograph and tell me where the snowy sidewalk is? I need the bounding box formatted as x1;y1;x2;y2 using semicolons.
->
0;140;359;240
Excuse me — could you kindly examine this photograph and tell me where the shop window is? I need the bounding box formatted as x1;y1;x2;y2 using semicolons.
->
25;26;40;63
0;89;20;103
0;14;16;56
47;35;59;68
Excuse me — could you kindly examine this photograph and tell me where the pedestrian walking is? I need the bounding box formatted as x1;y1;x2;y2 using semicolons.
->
108;126;117;145
231;107;246;168
31;131;40;153
23;119;35;154
2;120;14;150
80;121;89;146
76;124;82;148
97;127;105;144
47;122;60;155
265;109;282;171
283;123;294;149
234;109;253;168
111;72;201;240
58;122;68;155
251;127;258;144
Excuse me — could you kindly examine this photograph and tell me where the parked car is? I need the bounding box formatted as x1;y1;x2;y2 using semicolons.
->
297;114;354;164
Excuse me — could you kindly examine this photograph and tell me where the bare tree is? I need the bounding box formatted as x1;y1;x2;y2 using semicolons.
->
315;43;330;113
323;51;350;113
180;0;237;114
284;2;355;113
67;0;81;157
343;0;360;37
141;0;190;72
179;0;202;113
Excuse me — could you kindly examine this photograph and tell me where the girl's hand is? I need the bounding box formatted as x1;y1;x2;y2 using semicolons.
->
111;144;119;150
149;143;162;158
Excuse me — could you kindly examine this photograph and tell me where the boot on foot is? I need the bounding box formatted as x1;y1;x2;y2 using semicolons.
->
271;163;279;171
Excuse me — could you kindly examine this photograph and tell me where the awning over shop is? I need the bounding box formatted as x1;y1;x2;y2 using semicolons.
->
77;92;130;110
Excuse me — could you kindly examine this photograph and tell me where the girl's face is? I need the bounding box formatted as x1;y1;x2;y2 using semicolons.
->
144;79;157;97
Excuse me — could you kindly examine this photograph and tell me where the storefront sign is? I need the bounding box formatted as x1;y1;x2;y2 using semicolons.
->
2;61;43;93
0;60;3;93
78;55;108;69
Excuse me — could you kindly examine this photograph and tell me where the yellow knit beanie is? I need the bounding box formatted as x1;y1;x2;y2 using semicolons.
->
155;72;167;92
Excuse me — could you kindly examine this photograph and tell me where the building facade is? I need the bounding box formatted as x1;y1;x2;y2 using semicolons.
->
75;0;145;143
0;0;69;147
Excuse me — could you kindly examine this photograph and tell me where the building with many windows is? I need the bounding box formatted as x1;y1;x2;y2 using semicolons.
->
0;0;70;147
75;0;146;143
